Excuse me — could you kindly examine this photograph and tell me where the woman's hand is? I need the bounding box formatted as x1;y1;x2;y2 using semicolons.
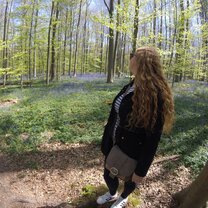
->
132;173;144;187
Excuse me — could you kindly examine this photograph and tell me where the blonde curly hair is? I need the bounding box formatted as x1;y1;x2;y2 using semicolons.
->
128;47;174;134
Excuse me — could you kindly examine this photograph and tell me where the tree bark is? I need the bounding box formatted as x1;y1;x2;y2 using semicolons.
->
99;23;104;74
28;0;35;85
132;0;140;52
73;0;83;77
158;0;163;49
113;0;121;77
33;0;39;78
173;161;208;208
62;8;68;76
2;0;9;87
50;2;59;81
81;1;89;75
104;0;114;83
199;0;208;81
68;8;74;76
46;1;54;85
153;0;157;45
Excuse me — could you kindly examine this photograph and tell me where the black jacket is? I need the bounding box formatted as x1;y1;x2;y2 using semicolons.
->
101;80;164;177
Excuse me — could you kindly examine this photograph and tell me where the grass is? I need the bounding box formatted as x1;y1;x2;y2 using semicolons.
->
0;77;208;175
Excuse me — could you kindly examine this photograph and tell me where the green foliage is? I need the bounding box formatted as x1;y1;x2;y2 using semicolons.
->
159;81;208;174
0;78;207;176
0;78;126;153
81;184;97;197
129;193;142;207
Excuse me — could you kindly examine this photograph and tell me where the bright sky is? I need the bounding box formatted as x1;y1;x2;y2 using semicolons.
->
89;0;105;11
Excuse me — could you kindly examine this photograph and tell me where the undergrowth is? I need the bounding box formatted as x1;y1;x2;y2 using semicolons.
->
0;78;207;174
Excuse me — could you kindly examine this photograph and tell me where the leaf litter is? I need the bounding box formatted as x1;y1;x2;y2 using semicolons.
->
0;142;191;208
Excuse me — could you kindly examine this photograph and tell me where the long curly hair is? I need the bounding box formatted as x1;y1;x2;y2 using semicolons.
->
128;47;174;134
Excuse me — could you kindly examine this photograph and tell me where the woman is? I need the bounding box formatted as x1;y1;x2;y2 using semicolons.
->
97;46;174;208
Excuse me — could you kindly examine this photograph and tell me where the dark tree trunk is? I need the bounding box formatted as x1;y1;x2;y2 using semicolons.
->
33;0;39;78
121;33;126;73
2;0;9;86
73;0;83;77
99;24;104;74
153;0;157;45
68;8;74;76
62;8;68;76
173;161;208;208
28;0;35;85
132;0;140;52
199;0;208;81
113;0;121;77
50;2;59;81
104;0;114;83
81;1;89;75
46;1;54;85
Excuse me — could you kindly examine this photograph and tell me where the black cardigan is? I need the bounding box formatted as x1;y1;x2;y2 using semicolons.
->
101;80;164;177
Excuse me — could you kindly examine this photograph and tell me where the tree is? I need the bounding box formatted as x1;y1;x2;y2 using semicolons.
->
73;0;83;77
104;0;114;83
28;0;35;84
33;0;39;78
199;0;208;81
132;0;140;53
2;0;9;86
173;161;208;208
46;1;54;85
50;1;59;81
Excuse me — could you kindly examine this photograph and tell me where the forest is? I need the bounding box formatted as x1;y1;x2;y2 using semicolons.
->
0;0;208;208
0;0;207;85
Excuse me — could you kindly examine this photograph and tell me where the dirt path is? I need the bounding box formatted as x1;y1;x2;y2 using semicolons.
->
0;143;191;208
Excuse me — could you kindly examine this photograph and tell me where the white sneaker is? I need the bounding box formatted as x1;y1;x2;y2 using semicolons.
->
110;196;128;208
96;192;118;205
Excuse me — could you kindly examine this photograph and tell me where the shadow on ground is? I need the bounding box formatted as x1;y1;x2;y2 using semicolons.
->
0;143;102;173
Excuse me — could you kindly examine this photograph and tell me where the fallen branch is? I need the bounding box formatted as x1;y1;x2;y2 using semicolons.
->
153;155;180;164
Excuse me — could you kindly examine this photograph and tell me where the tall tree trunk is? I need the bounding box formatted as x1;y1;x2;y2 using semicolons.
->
113;0;121;77
104;0;114;83
84;20;90;74
169;0;178;86
68;8;74;76
173;161;208;208
2;0;9;87
56;24;61;81
62;8;68;76
121;33;126;73
153;0;157;45
33;0;39;78
158;0;163;49
73;0;83;77
174;0;185;82
199;0;208;81
105;36;109;75
132;0;140;53
28;0;35;85
50;2;59;81
183;0;190;81
99;24;104;74
81;1;89;75
46;1;54;85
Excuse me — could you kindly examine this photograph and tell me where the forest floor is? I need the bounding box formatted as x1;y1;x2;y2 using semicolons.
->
0;142;191;208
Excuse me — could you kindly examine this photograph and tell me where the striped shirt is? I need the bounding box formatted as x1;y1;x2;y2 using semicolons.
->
112;85;135;140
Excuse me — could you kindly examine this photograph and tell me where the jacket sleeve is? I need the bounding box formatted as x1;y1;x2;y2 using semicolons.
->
101;106;115;156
